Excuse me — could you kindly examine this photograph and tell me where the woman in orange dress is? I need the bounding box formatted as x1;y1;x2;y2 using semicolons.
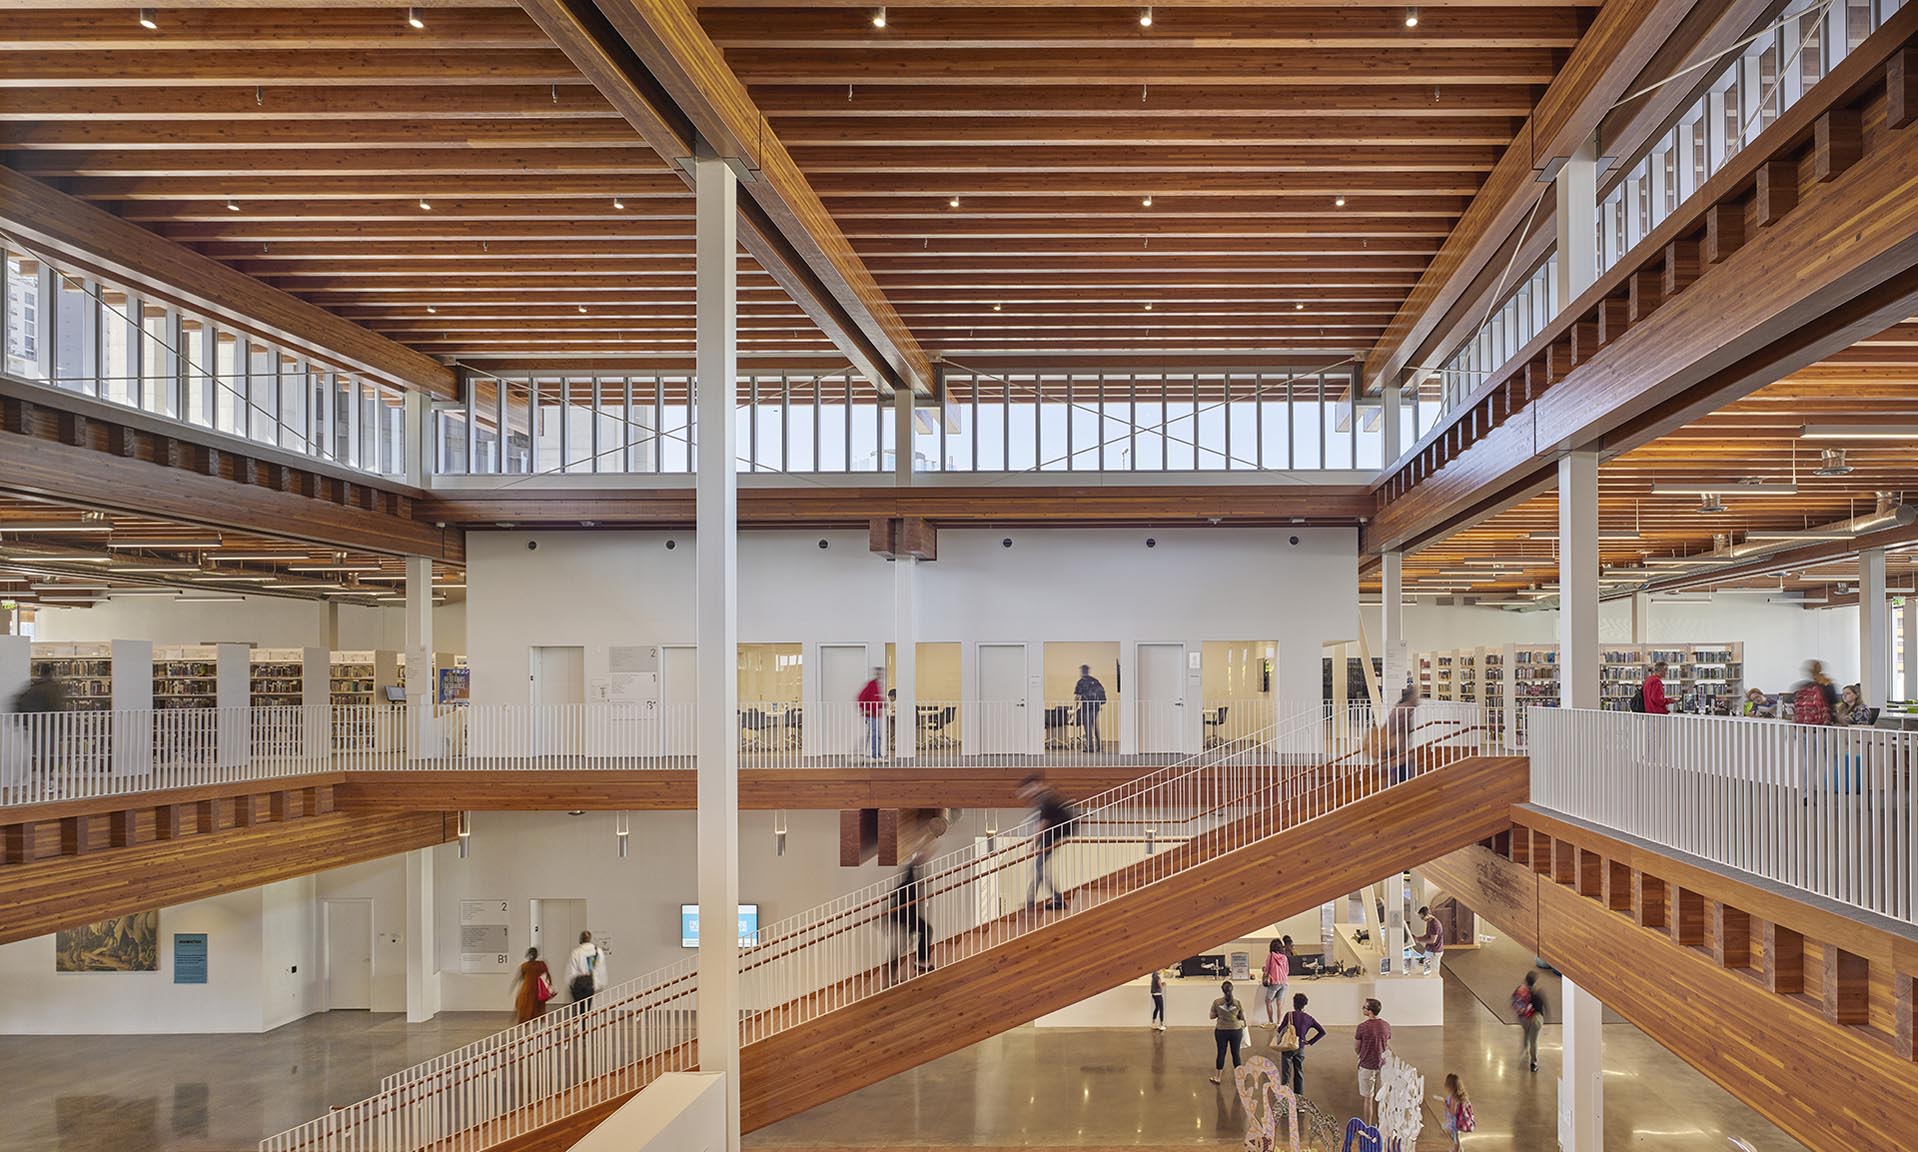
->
512;946;552;1023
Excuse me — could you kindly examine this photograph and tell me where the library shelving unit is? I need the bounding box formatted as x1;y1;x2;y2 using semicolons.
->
1432;653;1455;701
1482;648;1506;743
1508;646;1561;748
251;648;309;708
28;642;115;711
154;645;220;710
1476;641;1745;747
1455;649;1479;704
329;651;379;707
250;647;327;756
1416;653;1435;700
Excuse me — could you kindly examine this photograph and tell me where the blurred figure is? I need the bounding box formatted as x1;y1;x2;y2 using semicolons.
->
858;667;885;758
564;930;606;1010
9;671;69;781
11;672;67;714
1074;664;1107;753
1512;970;1545;1071
1019;775;1077;910
1374;684;1419;784
1149;968;1166;1031
888;834;935;977
512;946;552;1024
1792;660;1837;725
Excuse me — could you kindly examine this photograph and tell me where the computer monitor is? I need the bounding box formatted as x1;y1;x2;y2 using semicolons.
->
680;903;759;948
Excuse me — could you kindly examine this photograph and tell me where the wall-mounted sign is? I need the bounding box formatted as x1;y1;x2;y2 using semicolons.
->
458;900;510;973
174;933;208;984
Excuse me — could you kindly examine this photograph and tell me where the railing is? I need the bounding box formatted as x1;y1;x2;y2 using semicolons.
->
0;698;1288;808
1528;708;1916;924
260;701;1487;1152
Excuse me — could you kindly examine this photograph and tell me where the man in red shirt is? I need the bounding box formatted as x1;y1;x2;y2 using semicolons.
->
858;668;885;758
1354;998;1391;1125
1641;661;1671;715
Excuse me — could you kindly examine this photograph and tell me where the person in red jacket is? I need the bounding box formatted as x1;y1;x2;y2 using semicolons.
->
1641;661;1671;715
858;667;885;758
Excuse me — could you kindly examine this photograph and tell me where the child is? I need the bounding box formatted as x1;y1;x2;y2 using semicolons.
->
1438;1073;1474;1149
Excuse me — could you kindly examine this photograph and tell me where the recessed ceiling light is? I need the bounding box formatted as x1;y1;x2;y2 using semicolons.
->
993;302;1002;311
1139;6;1153;27
1334;195;1346;207
418;197;431;211
1295;302;1305;311
612;197;625;209
1405;6;1419;28
406;6;425;30
948;195;960;208
426;306;437;314
1143;302;1153;311
226;198;240;212
1142;194;1153;207
872;6;886;28
577;304;588;314
138;7;158;29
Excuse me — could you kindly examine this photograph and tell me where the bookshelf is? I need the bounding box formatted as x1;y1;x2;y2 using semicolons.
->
154;645;220;710
250;648;309;707
28;642;115;711
329;651;379;706
1481;648;1506;744
1442;641;1746;747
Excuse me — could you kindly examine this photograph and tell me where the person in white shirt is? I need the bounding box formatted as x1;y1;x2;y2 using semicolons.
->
564;931;605;1009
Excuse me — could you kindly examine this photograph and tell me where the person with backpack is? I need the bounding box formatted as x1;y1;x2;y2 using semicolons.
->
1259;937;1289;1029
1271;990;1325;1094
1437;1073;1475;1149
1208;979;1247;1084
1073;664;1108;753
1792;660;1837;725
1513;970;1546;1072
1019;775;1076;910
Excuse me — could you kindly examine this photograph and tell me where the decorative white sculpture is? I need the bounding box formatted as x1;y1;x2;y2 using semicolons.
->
1233;1054;1303;1152
1374;1051;1425;1151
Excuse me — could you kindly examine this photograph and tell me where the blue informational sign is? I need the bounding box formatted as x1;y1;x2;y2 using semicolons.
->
679;904;759;948
174;933;208;984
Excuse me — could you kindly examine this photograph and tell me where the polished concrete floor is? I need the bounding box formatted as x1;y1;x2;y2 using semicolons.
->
0;961;1804;1152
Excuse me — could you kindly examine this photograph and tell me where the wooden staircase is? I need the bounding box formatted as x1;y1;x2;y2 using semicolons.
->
486;754;1530;1151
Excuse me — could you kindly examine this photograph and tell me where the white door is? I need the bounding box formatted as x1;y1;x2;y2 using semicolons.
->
530;645;586;755
324;899;374;1011
660;645;697;756
976;643;1027;755
1137;643;1187;754
530;898;589;985
816;643;872;756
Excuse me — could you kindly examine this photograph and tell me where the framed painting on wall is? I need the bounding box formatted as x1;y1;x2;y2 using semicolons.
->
56;911;159;972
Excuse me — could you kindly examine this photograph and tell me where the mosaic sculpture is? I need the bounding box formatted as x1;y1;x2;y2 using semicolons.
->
1375;1051;1425;1151
1342;1117;1384;1152
1234;1055;1303;1152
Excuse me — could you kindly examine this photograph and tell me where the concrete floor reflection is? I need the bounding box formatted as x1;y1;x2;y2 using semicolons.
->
0;971;1806;1152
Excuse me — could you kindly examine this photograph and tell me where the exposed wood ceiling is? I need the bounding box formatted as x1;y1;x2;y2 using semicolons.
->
1369;319;1918;604
0;493;463;610
0;1;1604;373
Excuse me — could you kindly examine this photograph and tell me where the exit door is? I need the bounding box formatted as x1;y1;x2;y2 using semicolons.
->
530;645;585;755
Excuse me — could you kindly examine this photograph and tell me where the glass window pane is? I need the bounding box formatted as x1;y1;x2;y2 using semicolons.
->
850;382;879;471
181;319;211;427
975;388;1006;471
1007;389;1037;471
1135;392;1165;470
53;273;92;393
279;354;306;452
100;289;134;407
1165;384;1195;470
6;254;45;380
787;394;816;472
141;303;174;417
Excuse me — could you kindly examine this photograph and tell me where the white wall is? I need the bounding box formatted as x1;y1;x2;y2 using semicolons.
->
465;527;1359;712
316;856;412;1013
0;888;280;1035
428;807;1015;1009
33;596;467;655
1364;596;1862;695
260;877;322;1030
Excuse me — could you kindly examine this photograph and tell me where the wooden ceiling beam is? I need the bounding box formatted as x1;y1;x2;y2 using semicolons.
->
0;48;589;85
705;7;1581;48
0;7;551;50
829;194;1470;218
807;172;1489;195
190;235;1440;259
7;146;671;177
1361;0;1701;396
749;82;1542;118
722;47;1567;86
67;173;687;199
0;118;647;149
785;145;1504;173
763;115;1522;146
233;254;1437;277
0;167;457;399
0;83;617;120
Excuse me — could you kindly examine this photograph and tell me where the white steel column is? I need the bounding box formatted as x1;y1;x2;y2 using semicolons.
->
894;557;917;759
1381;551;1406;699
1560;979;1604;1152
1380;381;1403;463
404;554;435;758
693;150;742;1152
1859;546;1889;708
1554;136;1598;306
404;846;440;1023
1558;451;1600;710
1630;591;1650;644
1903;596;1917;702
